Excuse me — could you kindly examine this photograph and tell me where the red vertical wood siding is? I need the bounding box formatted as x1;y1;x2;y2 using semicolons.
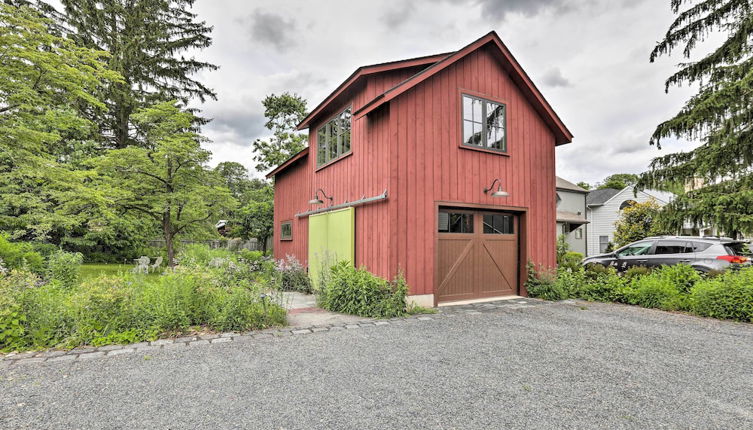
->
273;44;558;297
386;44;556;296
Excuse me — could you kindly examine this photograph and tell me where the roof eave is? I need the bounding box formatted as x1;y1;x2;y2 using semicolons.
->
265;147;310;179
296;52;453;131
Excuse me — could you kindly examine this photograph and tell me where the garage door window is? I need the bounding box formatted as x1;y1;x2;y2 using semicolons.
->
483;214;513;234
438;211;473;233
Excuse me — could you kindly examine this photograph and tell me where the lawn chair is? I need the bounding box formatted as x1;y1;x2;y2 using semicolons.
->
132;256;150;274
150;256;163;273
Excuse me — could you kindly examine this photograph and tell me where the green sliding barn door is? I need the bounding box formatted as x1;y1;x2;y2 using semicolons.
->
308;207;355;286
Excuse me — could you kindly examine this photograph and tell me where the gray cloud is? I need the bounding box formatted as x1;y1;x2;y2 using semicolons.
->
540;67;571;88
381;3;417;29
190;0;698;183
246;10;297;50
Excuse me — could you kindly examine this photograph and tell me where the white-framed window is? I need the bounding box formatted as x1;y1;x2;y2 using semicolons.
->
575;228;583;239
599;235;609;253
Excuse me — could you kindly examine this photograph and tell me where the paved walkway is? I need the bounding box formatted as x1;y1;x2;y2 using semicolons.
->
2;299;752;429
282;291;366;328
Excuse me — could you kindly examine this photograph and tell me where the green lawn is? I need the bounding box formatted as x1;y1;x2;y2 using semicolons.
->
80;264;161;280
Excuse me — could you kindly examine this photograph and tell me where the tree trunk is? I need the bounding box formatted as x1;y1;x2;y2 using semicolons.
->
163;215;175;268
261;236;267;254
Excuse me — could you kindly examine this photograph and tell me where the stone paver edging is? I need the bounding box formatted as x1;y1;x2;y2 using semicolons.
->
0;297;545;368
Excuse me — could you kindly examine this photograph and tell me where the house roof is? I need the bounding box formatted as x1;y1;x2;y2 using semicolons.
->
265;147;309;179
586;188;621;206
586;186;674;208
557;210;589;224
351;31;573;145
556;176;588;193
296;52;452;131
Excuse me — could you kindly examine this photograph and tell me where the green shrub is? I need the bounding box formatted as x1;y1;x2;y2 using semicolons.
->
624;266;652;281
275;255;312;294
580;267;628;302
46;250;84;288
654;264;701;294
0;235;44;273
0;266;286;352
690;268;753;322
318;262;408;318
625;274;685;311
559;251;584;272
525;262;567;300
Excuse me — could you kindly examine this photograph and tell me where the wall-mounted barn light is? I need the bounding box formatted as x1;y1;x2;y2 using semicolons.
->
308;188;334;206
483;178;509;197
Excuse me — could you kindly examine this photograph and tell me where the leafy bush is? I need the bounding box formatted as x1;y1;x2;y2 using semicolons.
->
625;273;685;311
580;266;628;302
275;255;312;294
690;268;753;322
654;264;701;294
525;262;567;301
46;250;84;288
559;251;584;272
0;235;44;273
624;266;652;281
318;262;408;318
0;267;286;352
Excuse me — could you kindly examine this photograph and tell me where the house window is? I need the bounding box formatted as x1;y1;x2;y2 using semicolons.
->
316;107;352;167
462;94;506;152
438;211;473;233
280;221;292;241
575;228;583;240
619;200;637;210
599;235;609;253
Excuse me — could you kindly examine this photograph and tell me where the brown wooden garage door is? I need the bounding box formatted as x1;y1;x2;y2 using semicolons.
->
436;209;518;303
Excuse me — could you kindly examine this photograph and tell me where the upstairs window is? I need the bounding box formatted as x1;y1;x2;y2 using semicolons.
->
462;94;506;152
316;107;352;167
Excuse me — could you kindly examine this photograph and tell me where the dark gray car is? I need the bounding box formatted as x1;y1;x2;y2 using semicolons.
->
582;236;751;273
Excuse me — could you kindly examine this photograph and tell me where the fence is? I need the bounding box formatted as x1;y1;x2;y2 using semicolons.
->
147;237;273;252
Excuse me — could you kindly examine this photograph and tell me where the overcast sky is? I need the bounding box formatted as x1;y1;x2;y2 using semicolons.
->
82;1;709;184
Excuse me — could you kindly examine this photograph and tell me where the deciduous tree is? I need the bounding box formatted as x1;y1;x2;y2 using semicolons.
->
613;200;666;247
95;102;235;266
0;3;119;241
252;93;309;172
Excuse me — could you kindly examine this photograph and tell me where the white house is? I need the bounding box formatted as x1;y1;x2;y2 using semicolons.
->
556;177;589;255
585;187;673;256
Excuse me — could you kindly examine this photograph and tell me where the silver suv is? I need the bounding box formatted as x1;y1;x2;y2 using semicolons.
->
582;236;751;273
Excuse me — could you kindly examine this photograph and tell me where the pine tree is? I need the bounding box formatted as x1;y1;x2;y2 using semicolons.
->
638;1;753;235
61;0;218;148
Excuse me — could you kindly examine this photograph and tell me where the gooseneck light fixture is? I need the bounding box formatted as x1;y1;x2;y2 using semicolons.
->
483;178;509;197
308;188;334;206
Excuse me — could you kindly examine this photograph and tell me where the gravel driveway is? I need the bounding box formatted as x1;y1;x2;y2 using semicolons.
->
2;300;752;429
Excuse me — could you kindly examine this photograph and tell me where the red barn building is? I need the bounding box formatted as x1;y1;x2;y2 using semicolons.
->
267;31;572;306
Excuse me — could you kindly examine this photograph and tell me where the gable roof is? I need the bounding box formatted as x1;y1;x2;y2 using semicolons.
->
556;176;588;193
587;186;674;208
586;188;620;206
296;52;452;131
352;31;573;145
